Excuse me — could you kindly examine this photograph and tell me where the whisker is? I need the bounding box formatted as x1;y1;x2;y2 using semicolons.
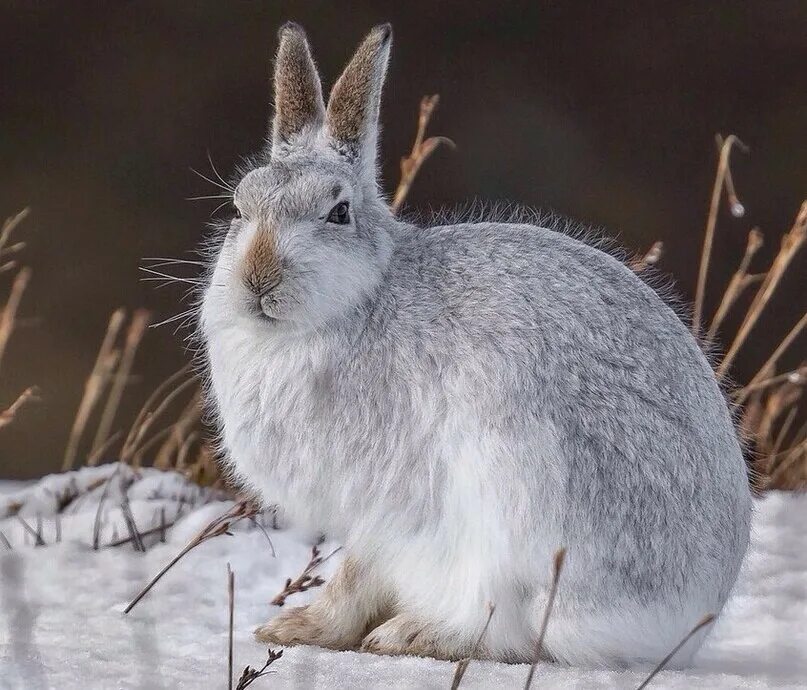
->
187;194;233;202
207;151;233;190
189;167;234;193
150;309;197;329
142;257;205;267
139;267;202;285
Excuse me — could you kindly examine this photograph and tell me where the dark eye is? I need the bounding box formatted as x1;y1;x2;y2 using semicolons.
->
232;204;242;220
327;201;350;225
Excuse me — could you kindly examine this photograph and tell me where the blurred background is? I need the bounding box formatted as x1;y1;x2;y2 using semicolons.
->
1;1;805;479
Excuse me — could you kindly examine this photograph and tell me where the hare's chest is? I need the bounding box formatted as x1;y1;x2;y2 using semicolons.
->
208;332;336;491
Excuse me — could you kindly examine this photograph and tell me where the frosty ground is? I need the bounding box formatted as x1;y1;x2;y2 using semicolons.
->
0;465;805;689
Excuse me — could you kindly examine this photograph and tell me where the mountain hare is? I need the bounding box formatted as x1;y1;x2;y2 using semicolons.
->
200;23;751;667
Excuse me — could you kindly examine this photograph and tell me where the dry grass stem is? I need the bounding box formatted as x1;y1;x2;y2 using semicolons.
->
737;364;807;400
16;515;45;546
0;386;40;430
692;134;747;336
524;548;566;689
124;500;258;613
734;312;807;402
636;614;715;689
706;227;765;341
235;649;283;690
718;201;807;377
122;364;194;462
450;603;496;690
90;309;150;458
228;563;235;690
63;309;128;470
92;465;122;550
0;267;32;375
270;543;342;606
390;95;455;214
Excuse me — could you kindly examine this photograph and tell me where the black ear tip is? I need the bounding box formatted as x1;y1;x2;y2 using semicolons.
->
278;21;306;40
375;23;392;43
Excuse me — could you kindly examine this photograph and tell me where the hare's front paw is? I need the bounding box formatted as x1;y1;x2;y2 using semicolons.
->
255;605;351;649
361;615;460;660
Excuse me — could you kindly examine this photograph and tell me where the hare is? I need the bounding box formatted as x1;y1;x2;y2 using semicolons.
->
200;23;752;668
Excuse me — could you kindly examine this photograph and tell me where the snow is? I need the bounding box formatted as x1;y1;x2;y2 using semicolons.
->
1;465;806;689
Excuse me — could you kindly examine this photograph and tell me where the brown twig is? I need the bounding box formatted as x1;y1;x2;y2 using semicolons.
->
228;563;235;690
124;500;258;613
0;386;40;430
636;614;715;689
16;515;45;546
92;465;122;550
235;649;283;689
524;548;566;689
692;134;747;337
121;364;194;463
91;309;150;459
718;202;807;377
734;312;807;402
390;95;455;214
63;309;127;470
270;543;342;606
0;267;32;375
450;603;496;690
706;227;764;342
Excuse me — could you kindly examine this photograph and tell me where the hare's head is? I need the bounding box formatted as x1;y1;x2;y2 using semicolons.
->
203;23;394;334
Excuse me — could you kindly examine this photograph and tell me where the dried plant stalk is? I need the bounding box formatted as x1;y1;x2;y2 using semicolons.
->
235;649;283;689
734;312;807;403
636;614;715;690
121;363;193;461
706;228;764;342
0;267;32;375
270;543;341;606
692;134;747;336
228;563;235;690
451;603;496;690
390;95;455;214
0;386;39;430
524;548;566;689
63;309;127;470
124;500;258;613
90;309;150;459
718;202;807;377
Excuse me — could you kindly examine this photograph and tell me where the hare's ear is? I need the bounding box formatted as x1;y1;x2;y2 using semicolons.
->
326;24;392;172
271;23;325;152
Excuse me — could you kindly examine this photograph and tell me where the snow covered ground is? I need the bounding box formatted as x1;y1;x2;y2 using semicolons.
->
0;465;805;689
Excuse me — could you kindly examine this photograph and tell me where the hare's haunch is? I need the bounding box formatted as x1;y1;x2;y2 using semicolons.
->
200;23;751;667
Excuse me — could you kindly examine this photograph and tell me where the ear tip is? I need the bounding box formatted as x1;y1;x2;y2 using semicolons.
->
373;23;393;43
278;21;307;41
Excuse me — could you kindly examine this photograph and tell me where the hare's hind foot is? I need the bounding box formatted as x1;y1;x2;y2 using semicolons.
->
255;556;387;651
255;603;356;649
361;614;469;661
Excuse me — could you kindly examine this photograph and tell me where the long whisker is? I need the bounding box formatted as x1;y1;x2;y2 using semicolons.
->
150;309;198;329
142;257;205;266
139;267;203;285
187;194;233;202
189;167;234;193
207;151;233;190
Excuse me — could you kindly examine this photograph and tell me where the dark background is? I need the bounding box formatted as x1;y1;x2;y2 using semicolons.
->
1;1;805;479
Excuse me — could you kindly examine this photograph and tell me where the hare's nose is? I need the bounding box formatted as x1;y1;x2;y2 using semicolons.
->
258;279;281;311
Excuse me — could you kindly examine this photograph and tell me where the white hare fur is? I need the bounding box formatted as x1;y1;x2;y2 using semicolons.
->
200;23;752;667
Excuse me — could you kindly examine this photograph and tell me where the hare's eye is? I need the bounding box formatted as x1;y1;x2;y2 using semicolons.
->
326;201;350;225
232;205;242;220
